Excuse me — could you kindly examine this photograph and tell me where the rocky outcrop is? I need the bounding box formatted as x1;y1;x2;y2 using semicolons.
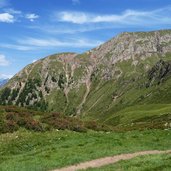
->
148;60;171;85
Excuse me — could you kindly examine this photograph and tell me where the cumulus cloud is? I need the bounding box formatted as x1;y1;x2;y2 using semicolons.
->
26;13;39;22
0;13;14;23
0;10;39;23
0;54;10;66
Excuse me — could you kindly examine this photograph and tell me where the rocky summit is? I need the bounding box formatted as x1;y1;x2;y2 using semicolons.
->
1;30;171;126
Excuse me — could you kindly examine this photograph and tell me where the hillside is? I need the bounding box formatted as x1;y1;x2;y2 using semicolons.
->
1;30;171;127
0;105;110;134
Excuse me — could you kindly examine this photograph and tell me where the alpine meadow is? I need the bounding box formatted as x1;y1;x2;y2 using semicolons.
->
0;0;171;171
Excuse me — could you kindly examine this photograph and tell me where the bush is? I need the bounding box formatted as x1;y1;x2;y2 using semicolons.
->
0;105;111;134
0;106;44;133
5;120;19;133
25;120;43;132
84;120;110;132
41;112;87;132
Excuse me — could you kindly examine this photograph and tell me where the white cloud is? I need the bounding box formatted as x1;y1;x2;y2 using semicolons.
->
72;0;80;5
5;8;22;14
58;12;88;24
0;37;102;51
17;37;103;48
0;54;9;66
29;19;128;35
0;10;39;23
0;44;35;51
57;10;152;24
19;38;61;47
28;6;171;35
0;73;13;79
57;11;133;24
32;59;37;63
26;13;39;22
0;13;14;23
57;6;171;25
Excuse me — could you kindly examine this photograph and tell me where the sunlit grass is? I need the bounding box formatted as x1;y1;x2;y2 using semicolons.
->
0;129;171;171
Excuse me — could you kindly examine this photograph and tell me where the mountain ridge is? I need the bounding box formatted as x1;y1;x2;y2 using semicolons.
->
1;29;171;127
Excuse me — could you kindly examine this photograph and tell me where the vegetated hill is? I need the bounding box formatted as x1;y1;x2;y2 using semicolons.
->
1;30;171;128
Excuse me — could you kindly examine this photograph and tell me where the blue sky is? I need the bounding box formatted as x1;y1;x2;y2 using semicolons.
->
1;0;171;79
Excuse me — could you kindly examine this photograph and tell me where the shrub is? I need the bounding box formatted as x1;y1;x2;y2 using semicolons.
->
25;120;43;132
5;120;19;133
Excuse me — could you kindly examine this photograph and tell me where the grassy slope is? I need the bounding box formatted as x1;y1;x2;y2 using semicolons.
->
1;51;171;127
0;129;171;171
83;54;171;127
36;52;171;128
105;104;171;125
84;153;171;171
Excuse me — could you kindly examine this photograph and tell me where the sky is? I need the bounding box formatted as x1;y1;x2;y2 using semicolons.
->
1;0;171;79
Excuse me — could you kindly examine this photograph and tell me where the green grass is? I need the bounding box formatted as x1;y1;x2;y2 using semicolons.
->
87;56;171;125
28;62;42;79
65;84;87;115
46;89;67;112
84;153;171;171
0;129;171;171
83;80;115;119
105;104;171;125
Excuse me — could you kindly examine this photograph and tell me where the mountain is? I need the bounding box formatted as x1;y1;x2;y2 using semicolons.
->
1;29;171;128
0;79;8;88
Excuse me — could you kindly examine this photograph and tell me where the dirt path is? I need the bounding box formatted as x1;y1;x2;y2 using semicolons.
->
53;150;171;171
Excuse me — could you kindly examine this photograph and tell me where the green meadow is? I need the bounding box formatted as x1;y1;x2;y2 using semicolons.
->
0;129;171;171
84;153;171;171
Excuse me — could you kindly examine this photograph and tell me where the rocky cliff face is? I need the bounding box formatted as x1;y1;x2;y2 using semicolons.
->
1;30;171;118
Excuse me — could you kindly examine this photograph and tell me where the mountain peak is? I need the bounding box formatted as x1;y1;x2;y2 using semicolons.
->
1;29;171;117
